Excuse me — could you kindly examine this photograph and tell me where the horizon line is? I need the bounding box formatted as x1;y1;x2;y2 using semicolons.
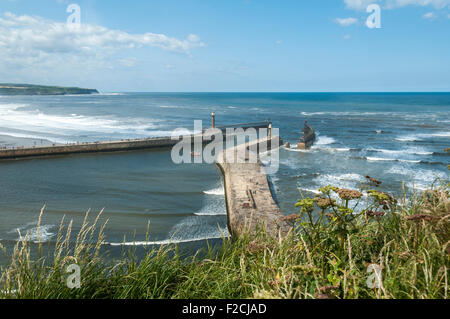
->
102;91;450;94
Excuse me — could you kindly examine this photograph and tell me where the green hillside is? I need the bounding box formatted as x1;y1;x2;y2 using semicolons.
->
0;83;99;95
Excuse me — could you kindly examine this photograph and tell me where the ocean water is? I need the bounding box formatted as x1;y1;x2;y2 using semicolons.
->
0;93;449;264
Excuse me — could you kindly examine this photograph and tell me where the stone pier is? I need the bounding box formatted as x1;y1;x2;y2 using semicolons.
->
216;135;292;239
0;121;270;160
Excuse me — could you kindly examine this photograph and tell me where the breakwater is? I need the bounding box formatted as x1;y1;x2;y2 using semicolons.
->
0;137;179;160
0;121;270;160
216;135;292;238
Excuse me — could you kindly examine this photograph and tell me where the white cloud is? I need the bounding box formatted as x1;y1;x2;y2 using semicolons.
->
118;58;138;67
335;17;359;26
0;12;204;86
344;34;352;40
422;11;437;19
344;0;380;10
385;0;450;9
0;12;203;56
344;0;450;9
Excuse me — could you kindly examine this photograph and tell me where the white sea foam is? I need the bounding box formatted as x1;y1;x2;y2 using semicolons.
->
282;146;312;153
312;173;365;189
366;148;433;156
11;224;56;243
97;92;124;96
109;214;230;246
387;165;448;190
0;102;163;141
302;111;385;117
366;157;421;164
194;212;227;216
395;135;421;142
194;205;227;216
194;191;227;216
298;188;321;195
107;235;227;246
320;147;352;153
396;132;450;142
423;132;450;138
0;131;71;144
203;187;225;196
366;157;394;162
314;136;336;146
0;103;27;111
301;112;325;116
398;159;421;163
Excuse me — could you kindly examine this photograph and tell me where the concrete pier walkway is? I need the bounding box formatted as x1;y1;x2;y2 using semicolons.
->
0;121;270;160
216;135;292;239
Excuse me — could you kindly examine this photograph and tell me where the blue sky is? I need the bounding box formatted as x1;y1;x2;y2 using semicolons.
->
0;0;449;92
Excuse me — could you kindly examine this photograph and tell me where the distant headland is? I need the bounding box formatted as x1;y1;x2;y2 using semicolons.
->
0;83;99;95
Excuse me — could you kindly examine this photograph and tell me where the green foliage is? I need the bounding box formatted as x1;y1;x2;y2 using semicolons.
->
0;83;98;95
0;181;449;299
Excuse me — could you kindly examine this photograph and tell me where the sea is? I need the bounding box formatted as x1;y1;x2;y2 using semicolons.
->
0;92;449;264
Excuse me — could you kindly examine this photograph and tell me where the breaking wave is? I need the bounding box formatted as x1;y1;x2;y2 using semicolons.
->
314;136;336;146
107;235;227;246
9;223;56;243
366;148;433;156
396;132;450;142
203;187;225;196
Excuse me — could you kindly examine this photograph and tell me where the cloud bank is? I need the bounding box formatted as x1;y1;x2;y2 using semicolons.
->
344;0;450;9
0;12;204;85
335;17;359;26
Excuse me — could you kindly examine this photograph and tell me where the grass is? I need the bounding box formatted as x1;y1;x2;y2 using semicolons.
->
0;179;448;299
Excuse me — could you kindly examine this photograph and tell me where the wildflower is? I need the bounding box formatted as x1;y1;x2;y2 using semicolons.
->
314;197;336;209
295;198;315;213
368;190;397;204
338;207;354;215
336;188;363;200
319;185;339;195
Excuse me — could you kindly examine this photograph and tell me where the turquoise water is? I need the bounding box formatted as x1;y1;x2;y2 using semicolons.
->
0;93;449;263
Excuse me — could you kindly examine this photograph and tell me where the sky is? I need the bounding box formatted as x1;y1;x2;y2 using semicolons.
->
0;0;449;92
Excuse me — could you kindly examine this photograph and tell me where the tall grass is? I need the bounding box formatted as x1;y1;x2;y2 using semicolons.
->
0;181;448;299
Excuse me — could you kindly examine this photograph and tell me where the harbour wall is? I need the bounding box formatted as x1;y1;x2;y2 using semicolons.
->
216;135;292;238
0;121;271;160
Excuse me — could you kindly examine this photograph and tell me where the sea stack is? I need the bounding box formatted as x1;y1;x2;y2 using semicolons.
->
297;121;316;150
